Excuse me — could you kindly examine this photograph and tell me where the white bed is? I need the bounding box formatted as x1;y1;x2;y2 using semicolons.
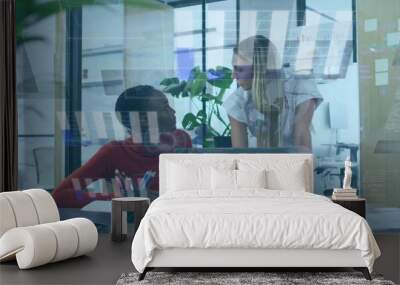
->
131;154;380;280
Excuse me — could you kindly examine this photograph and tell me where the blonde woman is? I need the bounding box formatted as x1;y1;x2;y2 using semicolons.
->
223;35;322;151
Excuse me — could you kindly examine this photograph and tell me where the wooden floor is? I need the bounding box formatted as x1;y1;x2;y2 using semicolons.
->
0;234;133;285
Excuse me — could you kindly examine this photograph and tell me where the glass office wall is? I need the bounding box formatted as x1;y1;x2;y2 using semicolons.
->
17;0;400;232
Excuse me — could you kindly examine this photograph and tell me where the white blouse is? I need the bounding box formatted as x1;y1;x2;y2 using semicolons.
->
223;77;323;147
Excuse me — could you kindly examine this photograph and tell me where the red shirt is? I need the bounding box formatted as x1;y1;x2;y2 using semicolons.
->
52;129;191;208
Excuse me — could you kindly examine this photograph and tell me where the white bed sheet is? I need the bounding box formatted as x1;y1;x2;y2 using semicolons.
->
131;190;380;273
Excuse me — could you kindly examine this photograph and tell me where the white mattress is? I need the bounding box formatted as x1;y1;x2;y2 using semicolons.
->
131;190;380;273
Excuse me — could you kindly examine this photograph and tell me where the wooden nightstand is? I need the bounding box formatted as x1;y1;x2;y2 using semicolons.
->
331;198;366;218
111;197;150;242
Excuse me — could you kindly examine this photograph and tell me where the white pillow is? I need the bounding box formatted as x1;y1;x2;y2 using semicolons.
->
211;168;236;190
238;159;307;191
211;169;267;191
267;164;306;191
236;169;267;189
167;163;208;191
167;160;235;192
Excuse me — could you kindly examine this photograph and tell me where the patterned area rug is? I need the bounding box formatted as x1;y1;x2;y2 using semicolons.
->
116;271;396;285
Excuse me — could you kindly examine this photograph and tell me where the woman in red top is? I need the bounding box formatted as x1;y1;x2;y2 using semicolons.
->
52;85;192;208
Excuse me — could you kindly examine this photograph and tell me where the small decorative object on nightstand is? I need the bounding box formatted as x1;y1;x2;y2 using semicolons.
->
332;157;359;200
342;156;353;190
332;198;366;218
111;197;150;242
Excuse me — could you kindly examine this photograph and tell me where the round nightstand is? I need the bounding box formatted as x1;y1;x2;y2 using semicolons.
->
111;197;150;242
331;197;366;218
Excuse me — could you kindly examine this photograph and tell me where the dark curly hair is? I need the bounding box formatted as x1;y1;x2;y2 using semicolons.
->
115;85;176;143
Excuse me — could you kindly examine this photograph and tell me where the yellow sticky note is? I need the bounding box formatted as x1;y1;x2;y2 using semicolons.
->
375;59;389;72
365;19;377;32
387;32;400;47
375;72;388;86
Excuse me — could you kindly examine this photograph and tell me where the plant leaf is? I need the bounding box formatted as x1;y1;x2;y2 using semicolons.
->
181;90;189;97
207;66;233;89
196;110;206;123
182;113;200;131
190;68;206;96
160;77;179;86
120;0;167;9
191;79;206;97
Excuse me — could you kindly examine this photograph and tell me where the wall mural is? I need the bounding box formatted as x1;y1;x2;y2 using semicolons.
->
16;0;400;233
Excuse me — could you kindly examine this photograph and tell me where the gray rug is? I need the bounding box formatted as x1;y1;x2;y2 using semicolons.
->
116;271;396;285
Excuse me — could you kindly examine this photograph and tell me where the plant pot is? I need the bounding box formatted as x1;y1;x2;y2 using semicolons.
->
213;136;232;148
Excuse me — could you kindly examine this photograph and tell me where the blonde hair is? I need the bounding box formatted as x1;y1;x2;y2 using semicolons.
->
234;35;285;147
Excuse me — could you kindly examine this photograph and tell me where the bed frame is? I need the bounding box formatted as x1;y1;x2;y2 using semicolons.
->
140;248;370;280
138;154;371;281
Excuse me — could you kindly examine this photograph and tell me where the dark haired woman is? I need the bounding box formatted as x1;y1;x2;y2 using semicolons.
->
223;35;322;150
52;85;191;208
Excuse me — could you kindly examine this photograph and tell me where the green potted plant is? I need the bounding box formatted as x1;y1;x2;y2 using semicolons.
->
160;66;233;148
